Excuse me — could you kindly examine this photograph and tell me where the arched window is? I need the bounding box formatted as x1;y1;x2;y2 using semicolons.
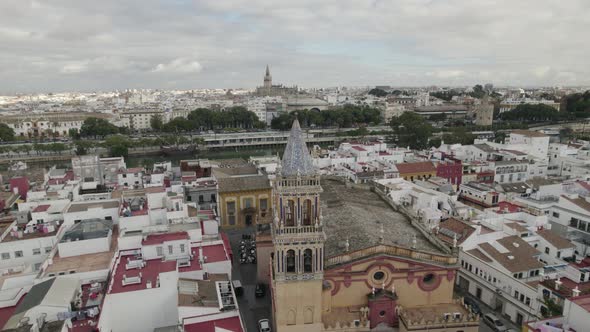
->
304;307;313;324
303;249;313;273
286;250;296;273
286;200;295;226
287;309;296;325
303;199;312;226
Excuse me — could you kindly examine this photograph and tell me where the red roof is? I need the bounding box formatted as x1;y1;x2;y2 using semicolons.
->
378;152;391;156
352;146;367;152
142;232;189;245
202;244;229;263
395;161;436;174
184;316;243;332
0;294;25;330
109;255;177;294
497;201;522;213
33;204;50;213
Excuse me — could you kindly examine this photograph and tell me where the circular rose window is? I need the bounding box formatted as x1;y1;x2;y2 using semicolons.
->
373;271;385;281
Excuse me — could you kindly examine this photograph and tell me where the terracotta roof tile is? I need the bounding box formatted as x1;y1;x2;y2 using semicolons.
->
395;161;436;175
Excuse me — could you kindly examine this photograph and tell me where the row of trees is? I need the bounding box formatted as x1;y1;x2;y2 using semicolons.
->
499;104;572;122
563;90;590;117
388;112;478;149
79;117;127;138
270;105;382;130
0;142;71;155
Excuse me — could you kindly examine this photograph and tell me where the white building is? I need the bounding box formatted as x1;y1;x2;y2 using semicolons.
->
509;130;550;160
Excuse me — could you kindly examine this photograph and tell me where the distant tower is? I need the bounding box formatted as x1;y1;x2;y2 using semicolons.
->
271;119;325;331
264;65;272;89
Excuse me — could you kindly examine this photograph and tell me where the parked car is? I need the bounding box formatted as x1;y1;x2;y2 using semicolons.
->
258;319;271;332
483;313;507;332
255;283;266;297
463;296;481;315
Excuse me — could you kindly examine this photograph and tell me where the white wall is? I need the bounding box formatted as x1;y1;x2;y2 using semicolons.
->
57;235;111;258
142;239;190;261
0;236;58;271
99;270;179;332
63;204;119;227
564;297;590;331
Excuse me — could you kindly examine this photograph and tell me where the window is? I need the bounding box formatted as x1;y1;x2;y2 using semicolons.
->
552;212;560;218
303;199;312;226
45;247;52;253
545;247;550;254
1;253;9;260
422;273;435;284
187;195;192;202
303;249;313;273
32;248;41;255
514;290;520;299
286;200;295;226
286;250;296;273
525;297;531;306
180;244;185;253
244;198;253;208
199;195;204;203
260;198;268;211
168;245;173;254
156;246;163;256
227;201;236;225
570;218;579;228
211;194;216;202
105;216;113;221
557;251;561;258
15;251;23;258
373;271;385;281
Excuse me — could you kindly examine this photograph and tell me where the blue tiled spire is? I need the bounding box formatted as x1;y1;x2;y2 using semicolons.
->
281;118;315;177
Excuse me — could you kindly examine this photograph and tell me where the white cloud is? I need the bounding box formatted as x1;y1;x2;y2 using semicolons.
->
152;58;203;74
60;61;89;74
0;0;589;91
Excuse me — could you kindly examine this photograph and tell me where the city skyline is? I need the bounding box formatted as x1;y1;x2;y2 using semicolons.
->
1;0;590;93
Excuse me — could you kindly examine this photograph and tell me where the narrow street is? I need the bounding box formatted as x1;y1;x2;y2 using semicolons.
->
226;228;272;332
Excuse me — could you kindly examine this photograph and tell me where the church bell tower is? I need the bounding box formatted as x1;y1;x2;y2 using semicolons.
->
271;119;325;331
264;65;272;89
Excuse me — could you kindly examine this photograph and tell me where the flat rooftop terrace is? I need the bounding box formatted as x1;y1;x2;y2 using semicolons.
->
321;180;441;258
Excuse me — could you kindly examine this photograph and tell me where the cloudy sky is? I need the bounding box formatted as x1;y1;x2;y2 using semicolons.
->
1;0;589;93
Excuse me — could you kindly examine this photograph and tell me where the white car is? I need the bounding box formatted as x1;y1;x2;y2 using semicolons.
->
483;313;507;332
258;319;271;332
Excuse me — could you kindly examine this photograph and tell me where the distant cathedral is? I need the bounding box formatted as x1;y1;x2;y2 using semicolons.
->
255;65;298;96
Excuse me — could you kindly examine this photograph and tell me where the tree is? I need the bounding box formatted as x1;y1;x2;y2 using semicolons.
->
469;84;486;99
563;90;590;117
150;114;164;131
80;117;121;138
74;140;95;155
368;88;388;97
430;90;461;101
442;127;476;145
541;297;563;318
389;112;433;150
68;128;80;139
0;123;15;142
500;104;562;122
559;127;574;143
103;135;131;158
